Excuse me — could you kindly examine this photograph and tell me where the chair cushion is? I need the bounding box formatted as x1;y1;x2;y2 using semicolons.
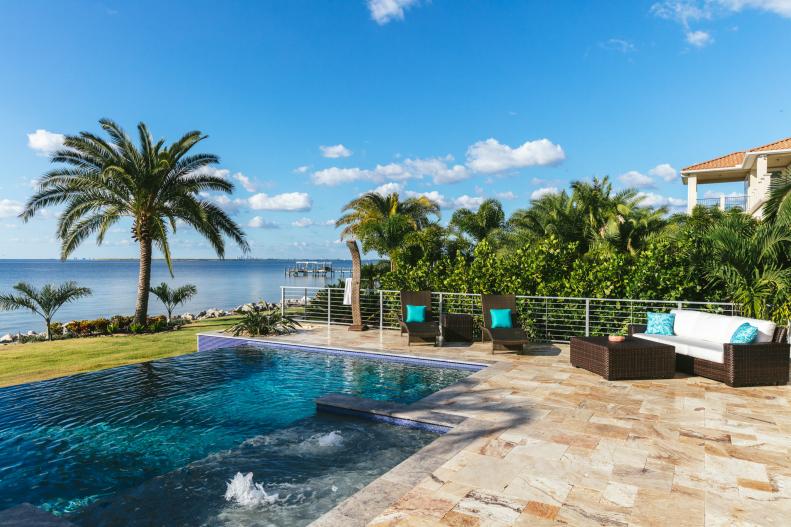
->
633;333;725;364
405;305;426;323
646;312;675;335
490;309;513;329
731;323;758;344
670;309;776;344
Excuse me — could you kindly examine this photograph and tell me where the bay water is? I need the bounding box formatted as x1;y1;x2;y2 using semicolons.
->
0;259;350;335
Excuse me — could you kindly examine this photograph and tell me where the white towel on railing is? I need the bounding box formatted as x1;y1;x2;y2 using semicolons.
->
343;278;353;305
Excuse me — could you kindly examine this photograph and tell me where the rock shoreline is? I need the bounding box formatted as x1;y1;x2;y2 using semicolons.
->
1;298;308;344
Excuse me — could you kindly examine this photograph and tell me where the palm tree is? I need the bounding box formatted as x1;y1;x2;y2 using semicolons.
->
705;213;791;319
449;199;506;245
601;202;667;255
20;119;249;325
149;283;198;322
764;166;791;225
508;191;586;248
336;192;440;271
0;282;92;340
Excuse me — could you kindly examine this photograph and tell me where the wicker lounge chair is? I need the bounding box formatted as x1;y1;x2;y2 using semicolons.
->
481;294;530;353
399;291;439;346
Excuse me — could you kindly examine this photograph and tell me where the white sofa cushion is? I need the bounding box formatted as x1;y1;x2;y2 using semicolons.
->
670;309;776;344
633;333;725;364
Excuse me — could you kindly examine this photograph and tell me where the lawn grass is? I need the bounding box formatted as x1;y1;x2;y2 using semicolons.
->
0;317;240;388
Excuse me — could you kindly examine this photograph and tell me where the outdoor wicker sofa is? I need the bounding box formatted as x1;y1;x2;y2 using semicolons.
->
399;291;440;346
481;294;530;353
628;309;789;387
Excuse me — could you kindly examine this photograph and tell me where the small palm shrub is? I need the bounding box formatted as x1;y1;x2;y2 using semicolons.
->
227;303;301;337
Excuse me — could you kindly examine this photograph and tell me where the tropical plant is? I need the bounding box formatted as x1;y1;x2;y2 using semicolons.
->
705;213;791;319
227;303;301;336
764;166;791;225
336;192;440;270
449;199;506;245
0;281;92;340
149;283;198;322
20;119;249;325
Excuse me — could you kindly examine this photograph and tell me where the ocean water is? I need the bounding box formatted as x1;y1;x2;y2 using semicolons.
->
0;343;472;525
0;259;349;335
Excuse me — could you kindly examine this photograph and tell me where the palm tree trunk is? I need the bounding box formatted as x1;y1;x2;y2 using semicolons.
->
45;317;51;341
134;238;153;325
346;240;367;331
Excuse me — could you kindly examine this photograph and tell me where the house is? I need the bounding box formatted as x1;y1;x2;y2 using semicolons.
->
681;137;791;218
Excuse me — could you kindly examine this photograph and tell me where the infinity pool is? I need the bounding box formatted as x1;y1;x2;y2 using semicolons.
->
0;341;474;526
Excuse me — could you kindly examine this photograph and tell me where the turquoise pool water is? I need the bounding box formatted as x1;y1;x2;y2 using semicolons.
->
0;343;473;526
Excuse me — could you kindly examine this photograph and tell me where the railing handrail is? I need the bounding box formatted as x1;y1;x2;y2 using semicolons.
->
291;286;736;306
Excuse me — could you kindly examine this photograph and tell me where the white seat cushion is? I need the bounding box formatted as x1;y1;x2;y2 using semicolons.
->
670;309;776;344
633;333;725;364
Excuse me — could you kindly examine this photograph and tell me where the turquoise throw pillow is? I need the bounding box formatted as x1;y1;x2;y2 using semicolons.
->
490;309;513;329
405;304;426;323
646;312;675;335
731;323;758;344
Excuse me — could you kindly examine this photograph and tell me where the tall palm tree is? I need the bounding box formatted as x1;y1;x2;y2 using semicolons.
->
508;191;585;248
336;192;440;271
601;202;668;255
20;119;249;325
149;283;198;322
0;282;92;340
764;166;791;226
705;213;791;319
449;199;506;245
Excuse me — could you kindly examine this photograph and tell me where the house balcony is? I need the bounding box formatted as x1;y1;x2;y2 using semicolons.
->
696;194;747;211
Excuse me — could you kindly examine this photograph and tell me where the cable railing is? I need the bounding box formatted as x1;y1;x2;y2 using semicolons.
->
280;287;740;343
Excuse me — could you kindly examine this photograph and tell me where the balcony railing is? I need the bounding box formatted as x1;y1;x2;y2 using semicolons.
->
697;195;747;211
279;287;739;343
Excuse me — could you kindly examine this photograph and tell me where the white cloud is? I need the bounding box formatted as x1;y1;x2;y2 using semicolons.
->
373;163;412;181
619;170;656;188
404;157;469;184
233;172;256;193
205;194;245;213
649;163;678;182
720;0;791;17
600;38;636;53
495;191;518;200
703;190;744;198
371;182;404;196
248;192;312;211
292;217;335;228
637;192;687;208
686;29;714;46
294;165;310;174
405;190;448;208
367;0;420;24
192;166;230;179
530;187;560;200
0;199;24;218
453;195;485;210
27;129;65;156
466;138;565;174
651;0;790;46
247;216;279;229
319;144;352;158
312;167;373;186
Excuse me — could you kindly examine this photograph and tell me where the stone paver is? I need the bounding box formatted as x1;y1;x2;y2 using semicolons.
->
226;325;791;526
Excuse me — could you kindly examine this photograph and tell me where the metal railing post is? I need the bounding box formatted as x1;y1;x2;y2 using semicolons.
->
327;288;331;326
585;298;590;336
439;292;444;317
304;288;307;317
379;290;384;330
280;287;285;316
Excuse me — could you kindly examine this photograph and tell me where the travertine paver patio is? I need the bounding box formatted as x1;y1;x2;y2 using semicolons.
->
259;325;791;527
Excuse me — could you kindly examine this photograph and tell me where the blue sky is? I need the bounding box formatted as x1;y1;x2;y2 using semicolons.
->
1;0;790;259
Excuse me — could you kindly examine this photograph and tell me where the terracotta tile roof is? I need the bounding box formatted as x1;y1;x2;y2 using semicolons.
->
683;137;791;172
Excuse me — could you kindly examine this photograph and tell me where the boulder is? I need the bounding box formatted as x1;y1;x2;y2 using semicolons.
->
0;334;13;343
180;313;195;322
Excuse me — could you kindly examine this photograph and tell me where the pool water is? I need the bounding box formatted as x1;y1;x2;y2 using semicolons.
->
0;343;473;526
